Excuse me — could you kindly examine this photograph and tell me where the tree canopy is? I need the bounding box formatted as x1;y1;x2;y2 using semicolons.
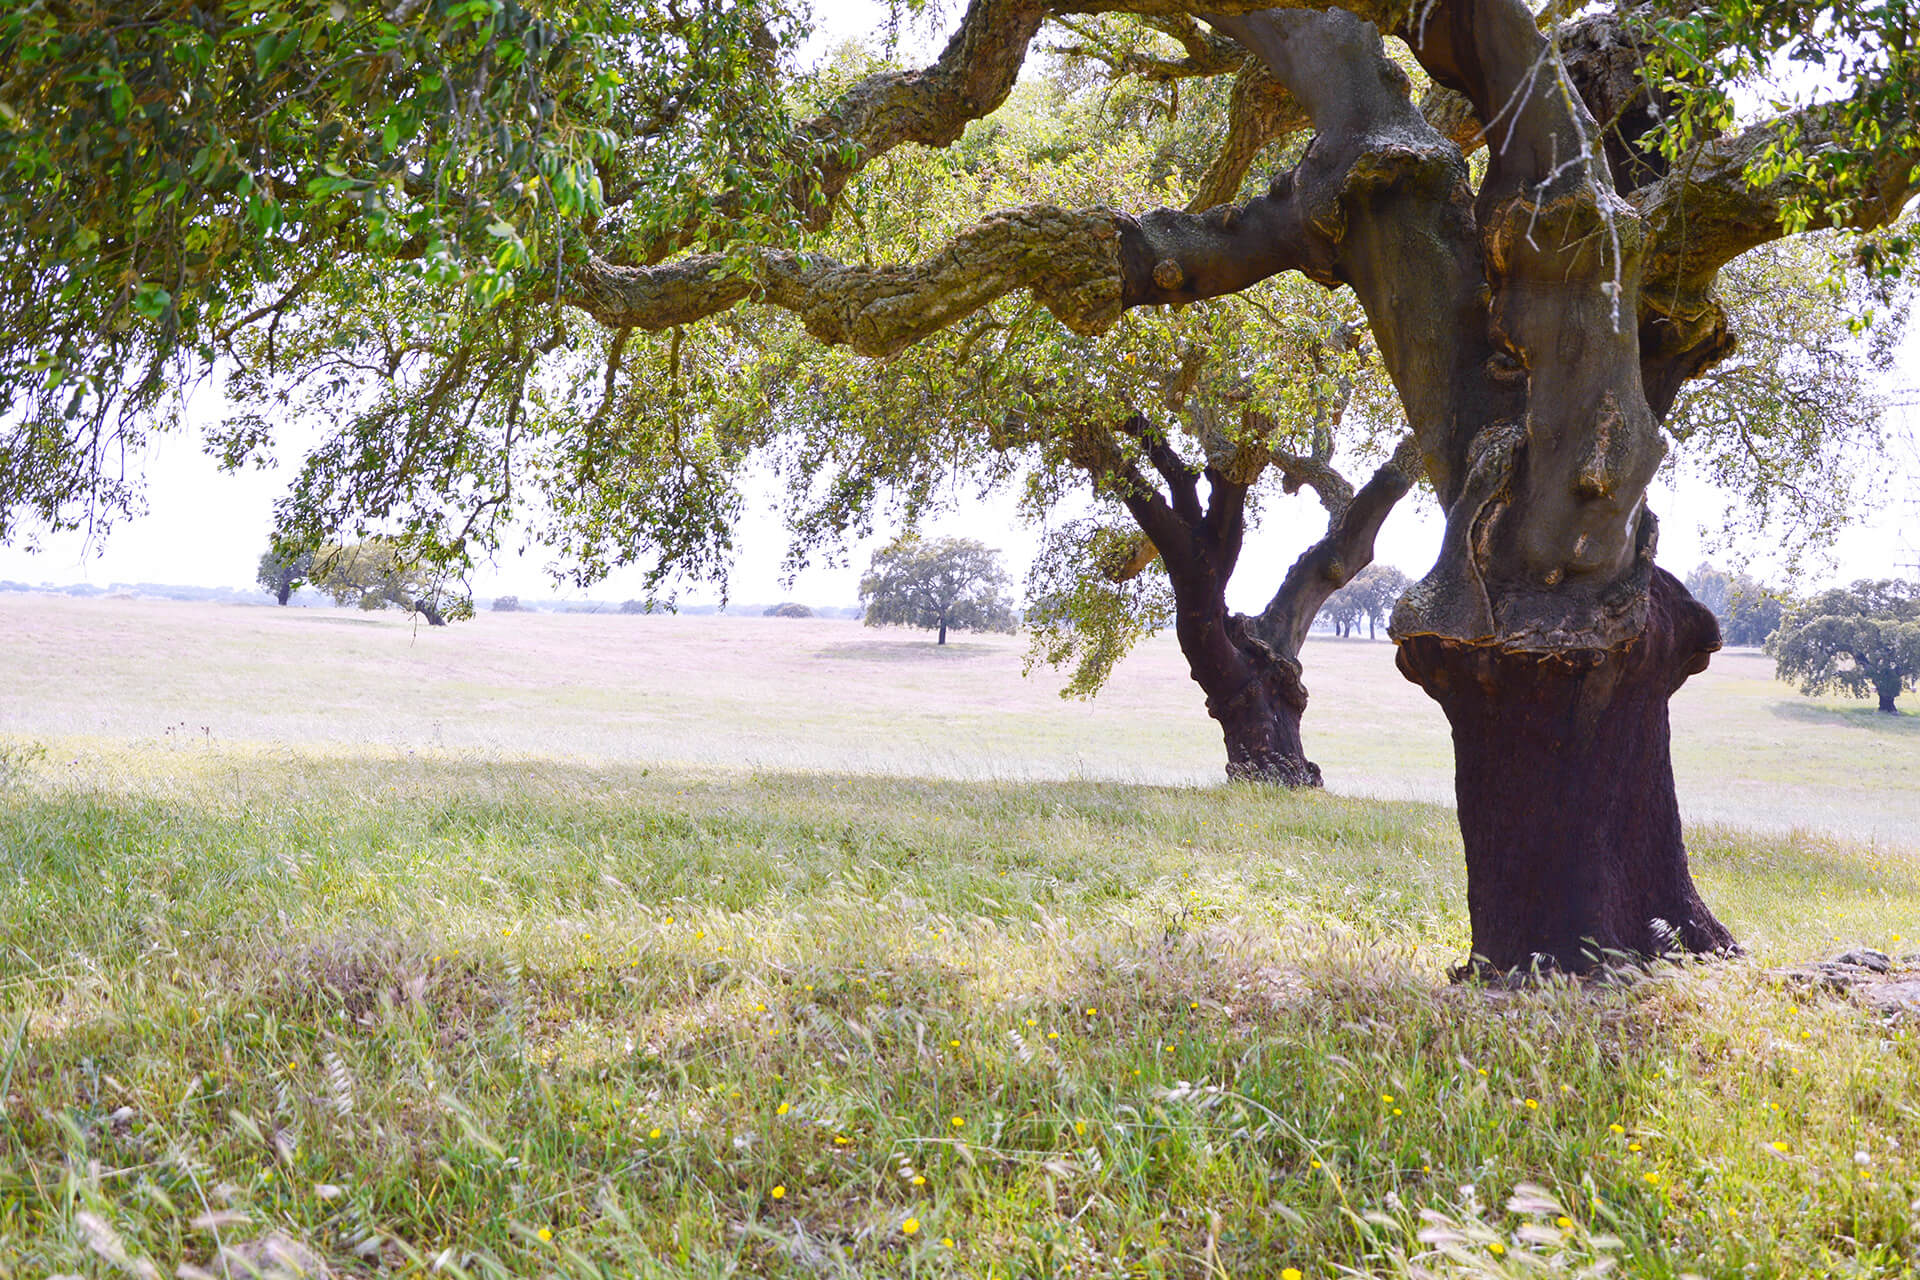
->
256;541;313;606
1321;562;1410;639
310;537;460;626
1769;579;1920;713
6;0;1919;971
860;535;1016;644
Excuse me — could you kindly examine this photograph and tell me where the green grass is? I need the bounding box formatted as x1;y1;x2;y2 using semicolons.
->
4;744;1919;1278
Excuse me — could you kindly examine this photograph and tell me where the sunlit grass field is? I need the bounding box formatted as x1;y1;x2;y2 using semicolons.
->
2;597;1918;1277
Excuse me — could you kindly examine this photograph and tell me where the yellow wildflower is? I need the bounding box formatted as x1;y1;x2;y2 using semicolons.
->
771;1185;786;1199
902;1218;920;1236
537;1228;552;1243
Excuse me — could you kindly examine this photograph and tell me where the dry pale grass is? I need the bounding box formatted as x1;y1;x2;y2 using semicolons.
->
3;596;1917;846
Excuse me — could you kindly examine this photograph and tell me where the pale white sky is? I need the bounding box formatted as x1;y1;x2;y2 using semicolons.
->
0;1;1914;606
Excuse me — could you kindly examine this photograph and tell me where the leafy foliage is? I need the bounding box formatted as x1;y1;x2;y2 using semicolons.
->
0;0;802;548
1768;579;1920;711
1023;520;1175;698
1662;234;1907;574
1642;3;1919;269
860;535;1016;643
310;537;463;626
1685;563;1787;648
1320;563;1412;640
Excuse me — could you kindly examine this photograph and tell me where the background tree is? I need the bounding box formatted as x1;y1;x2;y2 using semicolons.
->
491;595;523;613
1769;580;1920;714
1685;563;1788;648
255;543;313;607
1321;563;1411;639
861;537;1017;646
740;59;1418;787
310;540;459;627
764;602;813;618
6;0;1917;972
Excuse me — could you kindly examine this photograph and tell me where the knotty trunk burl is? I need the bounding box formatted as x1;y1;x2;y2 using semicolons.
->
1398;570;1734;971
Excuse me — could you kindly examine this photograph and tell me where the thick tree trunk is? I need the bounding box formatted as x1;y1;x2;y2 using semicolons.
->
275;576;292;606
1396;569;1734;973
408;596;448;627
937;618;948;645
1880;687;1900;714
1182;612;1322;787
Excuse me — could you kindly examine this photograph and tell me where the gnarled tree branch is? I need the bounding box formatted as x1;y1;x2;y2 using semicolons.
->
1254;433;1422;655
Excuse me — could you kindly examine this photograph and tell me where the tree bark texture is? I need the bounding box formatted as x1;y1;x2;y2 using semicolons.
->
1208;2;1759;970
1397;569;1734;971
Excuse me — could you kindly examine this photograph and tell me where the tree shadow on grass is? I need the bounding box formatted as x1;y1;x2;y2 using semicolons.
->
812;639;998;661
1766;699;1920;736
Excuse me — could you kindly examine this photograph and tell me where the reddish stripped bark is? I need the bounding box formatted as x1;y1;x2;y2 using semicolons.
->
1398;569;1734;972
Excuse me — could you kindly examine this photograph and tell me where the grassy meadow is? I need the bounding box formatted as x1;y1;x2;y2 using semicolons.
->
3;597;1919;1278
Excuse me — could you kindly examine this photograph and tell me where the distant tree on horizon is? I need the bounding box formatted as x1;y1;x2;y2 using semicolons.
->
492;595;522;613
765;602;813;618
1320;564;1412;640
1769;580;1920;714
311;540;459;627
1686;563;1788;647
861;537;1016;647
255;543;313;607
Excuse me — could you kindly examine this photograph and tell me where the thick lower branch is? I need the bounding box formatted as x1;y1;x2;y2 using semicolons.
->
567;181;1319;353
795;0;1050;231
1187;58;1309;211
